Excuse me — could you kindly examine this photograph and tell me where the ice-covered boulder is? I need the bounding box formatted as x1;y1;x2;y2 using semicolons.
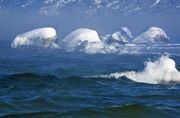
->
133;27;169;44
58;28;102;51
58;28;117;54
102;27;133;46
11;27;58;48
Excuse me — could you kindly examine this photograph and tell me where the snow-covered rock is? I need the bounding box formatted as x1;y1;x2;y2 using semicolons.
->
11;27;58;48
133;27;169;44
102;27;133;46
58;28;101;51
58;28;117;54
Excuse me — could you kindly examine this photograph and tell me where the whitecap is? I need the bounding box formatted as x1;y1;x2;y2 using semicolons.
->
91;56;180;84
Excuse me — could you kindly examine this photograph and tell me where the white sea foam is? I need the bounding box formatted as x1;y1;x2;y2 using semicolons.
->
92;56;180;84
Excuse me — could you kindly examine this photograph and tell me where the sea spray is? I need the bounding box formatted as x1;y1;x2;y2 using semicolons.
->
91;55;180;84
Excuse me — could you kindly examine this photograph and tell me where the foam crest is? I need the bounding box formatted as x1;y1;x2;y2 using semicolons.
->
94;56;180;84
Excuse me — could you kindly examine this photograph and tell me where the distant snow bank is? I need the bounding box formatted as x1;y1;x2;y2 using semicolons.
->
11;27;58;48
11;26;173;54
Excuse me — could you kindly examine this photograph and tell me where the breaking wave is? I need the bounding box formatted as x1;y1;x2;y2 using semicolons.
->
91;55;180;84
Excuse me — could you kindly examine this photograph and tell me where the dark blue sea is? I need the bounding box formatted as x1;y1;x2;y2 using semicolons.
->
0;42;180;118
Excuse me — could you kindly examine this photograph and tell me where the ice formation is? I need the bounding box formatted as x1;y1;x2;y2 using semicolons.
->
102;27;133;46
58;28;117;54
11;27;58;48
82;42;117;54
58;28;101;51
133;27;169;44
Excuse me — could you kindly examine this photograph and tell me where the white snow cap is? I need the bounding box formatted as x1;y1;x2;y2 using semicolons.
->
59;28;102;51
11;27;58;48
133;27;169;44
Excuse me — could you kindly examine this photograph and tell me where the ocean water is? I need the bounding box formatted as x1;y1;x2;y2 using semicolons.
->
0;44;180;118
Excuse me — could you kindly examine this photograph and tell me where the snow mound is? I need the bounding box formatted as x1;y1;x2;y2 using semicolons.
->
59;28;101;51
93;56;180;84
11;27;58;48
59;28;116;54
102;27;133;46
133;27;169;44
